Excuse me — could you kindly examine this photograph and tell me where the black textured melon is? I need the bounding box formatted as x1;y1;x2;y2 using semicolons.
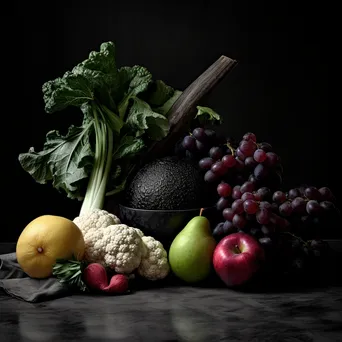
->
124;156;216;210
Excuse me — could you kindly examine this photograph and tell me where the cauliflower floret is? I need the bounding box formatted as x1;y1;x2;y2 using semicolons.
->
133;228;145;238
137;236;170;281
82;227;106;264
103;224;144;274
73;209;121;235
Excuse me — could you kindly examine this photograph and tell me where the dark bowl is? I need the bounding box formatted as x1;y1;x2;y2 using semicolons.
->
118;204;219;249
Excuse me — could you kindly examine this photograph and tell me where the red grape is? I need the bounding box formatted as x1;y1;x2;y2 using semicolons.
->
232;199;244;214
245;156;258;168
256;208;270;224
232;186;242;199
304;187;321;200
192;127;208;142
253;149;267;163
223;208;235;221
243;132;257;142
232;214;247;229
278;201;293;216
243;199;259;214
240;181;254;194
306;200;323;216
264;152;279;167
222;154;236;168
241;192;255;201
211;161;227;176
216;197;230;211
272;191;287;204
182;135;197;152
236;148;246;160
291;197;306;213
239;140;256;157
204;170;219;183
199;157;214;170
217;182;232;197
209;146;224;160
318;187;334;201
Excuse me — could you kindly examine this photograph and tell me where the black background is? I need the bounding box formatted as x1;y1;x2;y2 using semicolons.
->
1;1;338;242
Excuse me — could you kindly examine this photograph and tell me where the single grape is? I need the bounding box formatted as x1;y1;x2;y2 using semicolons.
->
240;181;255;194
204;170;219;183
195;140;208;154
291;197;307;213
192;127;208;143
306;200;323;216
222;154;236;168
232;214;247;229
209;146;224;160
211;161;227;176
199;157;214;170
288;188;301;199
212;222;225;237
253;149;267;163
217;182;232;198
216;197;231;211
258;142;273;152
320;200;336;214
223;208;235;221
232;185;242;200
236;148;246;161
232;199;244;214
239;139;257;157
259;201;272;211
182;135;197;152
304;187;321;200
222;220;238;235
245;156;258;168
243;132;257;142
241;192;255;201
318;187;335;202
243;199;259;214
264;152;279;167
235;158;245;171
272;191;287;204
278;201;293;217
256;187;272;201
254;163;269;180
256;208;270;224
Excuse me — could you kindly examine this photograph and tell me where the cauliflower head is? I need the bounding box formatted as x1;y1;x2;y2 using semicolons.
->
102;224;144;274
73;209;121;235
137;236;170;281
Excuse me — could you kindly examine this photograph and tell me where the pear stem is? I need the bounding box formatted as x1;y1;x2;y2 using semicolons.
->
199;208;204;216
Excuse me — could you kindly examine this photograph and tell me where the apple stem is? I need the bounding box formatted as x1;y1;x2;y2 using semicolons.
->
234;245;241;253
199;208;204;216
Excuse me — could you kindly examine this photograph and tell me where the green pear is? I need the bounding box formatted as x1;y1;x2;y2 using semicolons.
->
169;209;216;283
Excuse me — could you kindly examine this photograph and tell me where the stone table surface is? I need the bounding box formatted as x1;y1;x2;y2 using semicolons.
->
1;285;342;341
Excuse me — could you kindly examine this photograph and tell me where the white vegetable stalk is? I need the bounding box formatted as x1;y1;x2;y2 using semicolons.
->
80;104;114;216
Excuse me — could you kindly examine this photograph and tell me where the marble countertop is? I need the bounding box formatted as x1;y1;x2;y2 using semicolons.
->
1;285;342;341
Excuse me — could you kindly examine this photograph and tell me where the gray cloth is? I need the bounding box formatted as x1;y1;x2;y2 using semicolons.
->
0;252;71;303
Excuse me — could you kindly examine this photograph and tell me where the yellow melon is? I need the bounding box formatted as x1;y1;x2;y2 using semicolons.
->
16;215;85;279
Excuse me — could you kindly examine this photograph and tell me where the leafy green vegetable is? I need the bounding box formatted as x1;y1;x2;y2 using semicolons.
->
195;105;222;125
18;41;179;215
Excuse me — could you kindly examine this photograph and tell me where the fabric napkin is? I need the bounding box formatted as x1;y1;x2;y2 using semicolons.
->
0;252;71;303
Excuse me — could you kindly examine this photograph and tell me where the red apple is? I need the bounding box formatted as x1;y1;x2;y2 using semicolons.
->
213;232;265;287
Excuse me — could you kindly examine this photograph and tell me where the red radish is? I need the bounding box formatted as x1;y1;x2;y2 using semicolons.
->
103;274;129;294
83;263;108;291
83;263;129;294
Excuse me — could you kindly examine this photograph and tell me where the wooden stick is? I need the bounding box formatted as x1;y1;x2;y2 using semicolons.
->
143;55;238;161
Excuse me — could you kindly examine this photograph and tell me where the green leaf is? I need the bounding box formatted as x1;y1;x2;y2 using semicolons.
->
126;97;170;141
117;65;153;118
142;80;176;107
153;90;182;116
42;72;95;113
112;135;145;161
72;42;120;110
195;106;222;125
18;124;94;200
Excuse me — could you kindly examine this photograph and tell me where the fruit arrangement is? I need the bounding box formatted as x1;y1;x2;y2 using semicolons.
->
11;40;340;297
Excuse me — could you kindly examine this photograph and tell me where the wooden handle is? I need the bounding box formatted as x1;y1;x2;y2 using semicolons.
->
143;55;238;161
